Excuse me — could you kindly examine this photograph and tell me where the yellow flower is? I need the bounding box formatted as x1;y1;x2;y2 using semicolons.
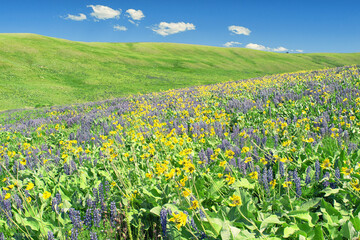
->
225;149;235;159
219;161;227;168
183;162;195;173
4;193;11;200
270;179;276;189
260;158;267;165
1;178;7;182
350;179;360;191
244;157;252;163
26;197;32;203
182;188;191;197
43;191;51;200
218;173;223;178
8;184;14;189
249;172;258;180
145;173;153;179
111;181;116;188
20;159;27;166
189;199;199;210
229;194;242;207
321;159;332;169
341;167;353;176
225;174;235;185
180;176;188;187
241;147;250;153
169;212;187;230
282;181;292;188
26;182;34;190
165;169;176;180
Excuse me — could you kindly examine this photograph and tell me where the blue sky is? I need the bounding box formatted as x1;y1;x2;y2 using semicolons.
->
1;0;360;53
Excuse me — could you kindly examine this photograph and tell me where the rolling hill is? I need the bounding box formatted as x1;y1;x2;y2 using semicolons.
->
0;33;359;111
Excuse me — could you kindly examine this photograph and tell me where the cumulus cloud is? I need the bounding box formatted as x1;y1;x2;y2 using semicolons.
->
223;41;242;47
87;5;121;20
273;46;288;52
228;25;251;35
296;49;304;53
114;25;127;31
126;9;145;21
245;43;292;52
152;22;195;36
245;43;269;51
65;13;87;21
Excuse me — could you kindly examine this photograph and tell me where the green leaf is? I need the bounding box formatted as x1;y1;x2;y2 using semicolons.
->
24;217;40;231
288;210;314;227
350;217;360;231
283;225;299;238
313;225;324;240
150;206;161;216
260;215;284;230
232;178;255;190
298;198;321;211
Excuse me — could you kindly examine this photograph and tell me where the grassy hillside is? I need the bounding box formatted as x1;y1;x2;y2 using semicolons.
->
0;33;359;111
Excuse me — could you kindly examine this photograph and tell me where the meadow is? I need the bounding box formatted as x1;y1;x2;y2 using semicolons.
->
1;33;360;111
1;65;360;239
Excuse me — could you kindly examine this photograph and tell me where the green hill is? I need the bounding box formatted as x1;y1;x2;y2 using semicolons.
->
0;33;359;111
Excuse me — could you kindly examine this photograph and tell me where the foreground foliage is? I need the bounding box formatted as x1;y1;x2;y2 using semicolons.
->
1;65;360;239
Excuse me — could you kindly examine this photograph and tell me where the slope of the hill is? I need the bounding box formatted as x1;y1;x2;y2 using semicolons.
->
0;33;359;111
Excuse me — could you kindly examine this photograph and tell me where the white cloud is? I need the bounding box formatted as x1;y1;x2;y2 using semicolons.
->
152;22;195;36
296;49;304;53
223;41;242;47
245;43;269;51
273;46;288;52
87;5;121;20
114;25;127;31
126;9;145;21
228;25;251;35
65;13;87;21
246;43;293;52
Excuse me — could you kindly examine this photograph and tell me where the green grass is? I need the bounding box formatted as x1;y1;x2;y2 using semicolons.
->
0;33;359;111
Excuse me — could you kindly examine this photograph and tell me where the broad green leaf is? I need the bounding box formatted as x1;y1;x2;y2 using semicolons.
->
350;217;360;231
232;178;255;190
260;215;284;230
288;210;314;227
283;225;299;238
150;206;161;216
313;225;324;240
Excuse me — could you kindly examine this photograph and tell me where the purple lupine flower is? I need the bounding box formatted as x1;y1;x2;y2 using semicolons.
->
93;188;98;205
199;208;206;219
84;208;93;229
262;168;269;193
93;208;101;227
69;208;82;229
104;181;110;195
160;208;168;238
47;231;55;240
0;233;5;240
64;163;71;175
56;192;62;204
98;183;104;204
279;162;285;177
190;217;199;233
13;194;23;211
322;172;330;188
70;160;77;173
267;167;273;183
52;197;58;212
256;166;262;184
71;228;78;240
305;166;311;185
110;202;117;228
315;160;320;181
293;170;302;197
90;231;98;240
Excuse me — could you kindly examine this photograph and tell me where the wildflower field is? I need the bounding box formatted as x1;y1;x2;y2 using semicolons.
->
1;65;360;239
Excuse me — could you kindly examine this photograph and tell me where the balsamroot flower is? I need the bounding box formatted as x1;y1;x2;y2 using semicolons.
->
229;194;242;207
43;191;51;200
169;212;187;230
